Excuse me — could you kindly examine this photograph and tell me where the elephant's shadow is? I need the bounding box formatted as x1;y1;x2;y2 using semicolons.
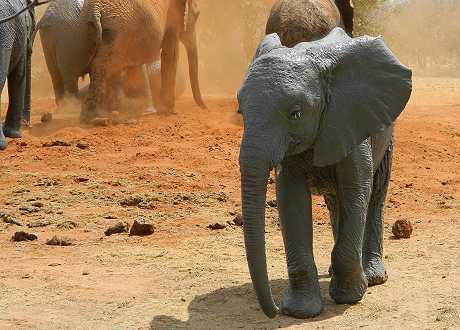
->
150;277;350;329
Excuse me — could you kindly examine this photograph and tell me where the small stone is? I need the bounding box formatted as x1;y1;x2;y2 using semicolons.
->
28;220;51;228
267;200;277;208
82;272;89;276
392;219;413;239
104;215;118;220
129;220;155;236
0;212;22;226
41;112;53;123
120;195;144;207
46;236;73;246
217;192;228;202
90;118;110;127
207;222;227;230
233;214;244;226
31;201;44;208
12;231;38;242
57;220;78;230
19;205;40;214
42;140;71;147
48;263;61;267
105;221;129;236
76;141;89;150
75;177;90;183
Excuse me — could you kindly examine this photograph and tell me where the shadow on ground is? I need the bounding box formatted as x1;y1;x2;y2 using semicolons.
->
150;278;350;329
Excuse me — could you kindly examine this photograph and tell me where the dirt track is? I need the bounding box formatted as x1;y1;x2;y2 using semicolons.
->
0;78;459;329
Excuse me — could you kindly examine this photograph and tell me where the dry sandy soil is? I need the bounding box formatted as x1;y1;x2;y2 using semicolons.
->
0;77;459;329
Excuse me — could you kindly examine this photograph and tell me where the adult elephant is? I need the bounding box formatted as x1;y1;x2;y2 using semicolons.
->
35;0;187;109
0;0;38;150
238;0;412;320
80;0;206;122
266;0;354;47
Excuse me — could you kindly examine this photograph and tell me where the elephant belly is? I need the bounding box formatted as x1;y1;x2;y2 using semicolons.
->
297;150;337;196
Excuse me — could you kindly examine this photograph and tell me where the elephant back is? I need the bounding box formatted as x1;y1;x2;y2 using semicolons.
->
38;0;83;29
0;0;30;51
266;0;342;47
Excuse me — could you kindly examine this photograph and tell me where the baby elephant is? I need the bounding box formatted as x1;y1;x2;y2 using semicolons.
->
238;29;412;319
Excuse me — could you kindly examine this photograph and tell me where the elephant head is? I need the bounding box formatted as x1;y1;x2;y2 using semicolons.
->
162;0;205;110
238;28;411;318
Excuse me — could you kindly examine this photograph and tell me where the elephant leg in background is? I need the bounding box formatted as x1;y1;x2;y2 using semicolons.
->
276;159;323;318
0;47;12;150
147;63;162;112
329;142;372;304
363;142;393;286
40;29;65;106
23;44;32;126
56;43;80;103
160;31;179;114
3;56;27;139
324;194;340;276
104;72;123;116
81;45;114;122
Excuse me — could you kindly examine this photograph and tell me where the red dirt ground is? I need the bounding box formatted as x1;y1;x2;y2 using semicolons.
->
0;77;459;329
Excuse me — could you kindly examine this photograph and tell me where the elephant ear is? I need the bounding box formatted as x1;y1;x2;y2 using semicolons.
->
303;28;412;167
252;33;283;61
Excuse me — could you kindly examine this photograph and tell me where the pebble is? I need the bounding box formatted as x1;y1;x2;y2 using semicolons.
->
12;231;38;242
46;236;73;246
207;222;227;230
105;221;129;236
129;220;155;236
392;219;413;239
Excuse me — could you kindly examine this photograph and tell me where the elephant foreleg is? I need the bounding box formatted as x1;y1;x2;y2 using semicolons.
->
4;57;26;138
330;142;372;304
363;142;393;286
276;160;322;319
160;30;179;114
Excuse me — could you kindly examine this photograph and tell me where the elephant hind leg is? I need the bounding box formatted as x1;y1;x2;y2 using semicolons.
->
81;45;121;123
0;48;11;149
324;194;340;277
363;142;393;286
4;55;27;138
40;29;65;106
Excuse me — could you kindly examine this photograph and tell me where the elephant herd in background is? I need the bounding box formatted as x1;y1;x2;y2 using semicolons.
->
0;0;413;322
0;0;205;149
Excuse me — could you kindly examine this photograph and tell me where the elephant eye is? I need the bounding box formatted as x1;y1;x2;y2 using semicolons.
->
290;110;303;121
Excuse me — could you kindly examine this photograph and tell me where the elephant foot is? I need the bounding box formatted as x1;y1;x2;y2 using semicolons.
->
364;258;388;286
281;273;323;319
0;130;7;150
329;268;368;304
2;126;22;139
281;286;323;318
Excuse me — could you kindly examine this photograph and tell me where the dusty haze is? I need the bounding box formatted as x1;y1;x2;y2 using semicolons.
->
2;0;460;101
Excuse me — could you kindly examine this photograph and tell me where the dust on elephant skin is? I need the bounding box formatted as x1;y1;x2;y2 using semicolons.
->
79;0;206;122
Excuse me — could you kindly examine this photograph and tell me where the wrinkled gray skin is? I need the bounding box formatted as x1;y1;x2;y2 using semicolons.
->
238;28;412;319
0;0;35;150
35;0;185;109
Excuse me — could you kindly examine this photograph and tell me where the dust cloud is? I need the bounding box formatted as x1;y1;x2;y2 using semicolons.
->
5;0;459;105
366;0;460;76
